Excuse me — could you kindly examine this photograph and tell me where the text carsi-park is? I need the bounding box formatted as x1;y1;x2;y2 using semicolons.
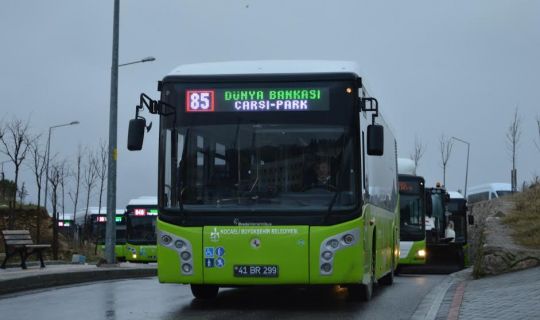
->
185;88;330;112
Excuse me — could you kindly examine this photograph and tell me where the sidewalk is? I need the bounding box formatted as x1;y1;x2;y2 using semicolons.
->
458;266;540;319
412;266;540;320
0;262;157;296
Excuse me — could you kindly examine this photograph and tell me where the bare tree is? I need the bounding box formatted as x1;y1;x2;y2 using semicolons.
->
17;182;28;207
48;162;63;260
506;108;521;192
82;151;98;237
410;135;426;172
29;138;46;241
0;118;32;227
439;134;454;187
69;145;83;242
535;115;540;153
96;140;108;214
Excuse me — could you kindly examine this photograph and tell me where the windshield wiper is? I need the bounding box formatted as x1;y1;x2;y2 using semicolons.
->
178;128;190;211
326;136;352;218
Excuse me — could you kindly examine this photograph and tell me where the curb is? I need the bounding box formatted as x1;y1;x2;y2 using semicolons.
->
410;267;472;320
0;267;157;296
446;282;466;320
410;276;455;320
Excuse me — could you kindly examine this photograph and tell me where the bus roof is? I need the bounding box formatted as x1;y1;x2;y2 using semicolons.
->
448;191;464;199
168;60;364;77
127;196;158;206
397;158;416;175
167;60;376;100
75;207;124;215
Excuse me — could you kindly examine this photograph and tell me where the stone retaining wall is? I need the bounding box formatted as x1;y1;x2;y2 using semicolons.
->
468;199;540;278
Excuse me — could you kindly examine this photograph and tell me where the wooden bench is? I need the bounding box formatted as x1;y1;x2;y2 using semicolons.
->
1;230;51;269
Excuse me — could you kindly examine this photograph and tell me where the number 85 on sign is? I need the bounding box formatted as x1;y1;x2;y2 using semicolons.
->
186;90;215;112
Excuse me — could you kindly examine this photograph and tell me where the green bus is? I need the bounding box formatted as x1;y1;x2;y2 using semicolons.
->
397;174;426;266
96;216;127;261
76;207;127;261
125;196;158;262
127;61;399;300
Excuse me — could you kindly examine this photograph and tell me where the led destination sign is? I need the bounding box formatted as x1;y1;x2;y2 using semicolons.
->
399;181;423;194
185;88;329;113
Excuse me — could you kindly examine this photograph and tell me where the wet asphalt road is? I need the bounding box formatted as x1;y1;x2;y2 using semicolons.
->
0;274;446;320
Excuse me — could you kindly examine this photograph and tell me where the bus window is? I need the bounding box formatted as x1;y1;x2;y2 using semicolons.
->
170;124;357;212
497;190;512;198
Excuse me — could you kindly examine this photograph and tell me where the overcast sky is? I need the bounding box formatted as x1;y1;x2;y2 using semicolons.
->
1;0;539;212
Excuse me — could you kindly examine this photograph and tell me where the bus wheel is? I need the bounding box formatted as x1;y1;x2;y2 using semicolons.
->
379;250;394;286
379;258;394;286
349;241;375;301
190;284;219;300
348;280;372;301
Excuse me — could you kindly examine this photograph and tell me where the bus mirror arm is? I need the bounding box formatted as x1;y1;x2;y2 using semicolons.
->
128;93;175;151
135;93;175;117
360;97;379;125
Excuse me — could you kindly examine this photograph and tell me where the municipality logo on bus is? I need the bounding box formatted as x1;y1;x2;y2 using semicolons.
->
210;227;220;242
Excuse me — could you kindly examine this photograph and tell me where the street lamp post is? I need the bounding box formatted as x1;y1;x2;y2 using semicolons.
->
43;121;79;256
105;0;156;264
118;56;155;67
451;136;470;198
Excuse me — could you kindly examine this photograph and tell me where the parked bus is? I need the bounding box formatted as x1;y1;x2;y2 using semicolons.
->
75;207;127;261
446;191;470;267
467;183;512;204
425;186;469;270
397;158;426;267
125;196;158;262
398;174;426;266
127;60;399;300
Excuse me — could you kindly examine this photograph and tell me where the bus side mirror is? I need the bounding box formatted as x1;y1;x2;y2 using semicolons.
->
127;118;146;151
367;124;384;156
468;214;475;225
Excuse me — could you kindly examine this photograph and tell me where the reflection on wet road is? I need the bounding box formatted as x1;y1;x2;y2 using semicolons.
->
0;274;445;320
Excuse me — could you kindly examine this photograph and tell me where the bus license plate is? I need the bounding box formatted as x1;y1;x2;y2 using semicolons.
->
233;265;279;278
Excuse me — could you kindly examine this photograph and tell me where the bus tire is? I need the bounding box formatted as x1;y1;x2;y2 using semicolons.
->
190;284;219;300
348;281;372;301
379;252;394;285
349;238;375;301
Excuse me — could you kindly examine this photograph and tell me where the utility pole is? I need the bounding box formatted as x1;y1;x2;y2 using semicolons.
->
105;0;120;264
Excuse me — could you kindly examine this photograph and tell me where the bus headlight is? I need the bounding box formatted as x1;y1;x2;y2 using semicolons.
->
159;231;193;275
132;254;137;259
161;234;172;245
322;251;333;261
326;239;340;249
342;234;355;245
320;228;360;276
174;240;185;249
182;263;192;273
417;249;426;258
180;251;191;261
321;263;332;273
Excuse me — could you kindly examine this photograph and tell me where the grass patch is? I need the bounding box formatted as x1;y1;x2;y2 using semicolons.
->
503;185;540;249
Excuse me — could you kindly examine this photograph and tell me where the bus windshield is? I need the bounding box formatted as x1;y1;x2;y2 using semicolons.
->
127;216;157;243
163;123;357;213
447;198;467;243
400;194;425;241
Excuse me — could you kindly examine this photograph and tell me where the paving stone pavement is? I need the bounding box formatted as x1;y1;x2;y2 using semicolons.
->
459;267;540;320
